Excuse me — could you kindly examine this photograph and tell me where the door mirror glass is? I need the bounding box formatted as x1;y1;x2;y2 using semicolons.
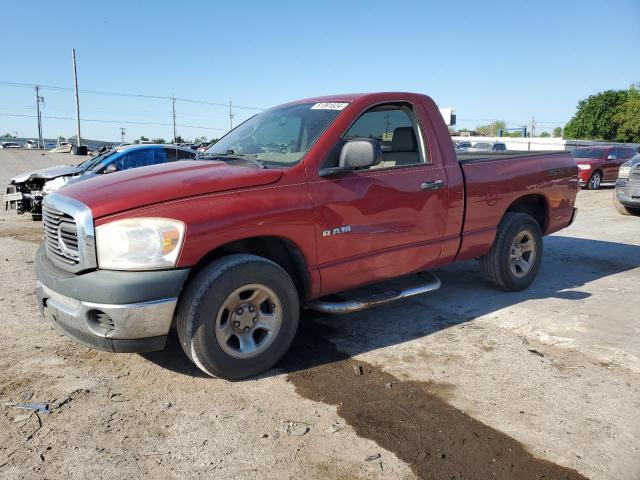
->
104;164;119;174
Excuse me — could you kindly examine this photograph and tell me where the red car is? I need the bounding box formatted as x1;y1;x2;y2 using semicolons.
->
572;146;637;190
34;92;578;379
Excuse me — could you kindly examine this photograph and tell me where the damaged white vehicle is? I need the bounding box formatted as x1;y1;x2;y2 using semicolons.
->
4;144;197;219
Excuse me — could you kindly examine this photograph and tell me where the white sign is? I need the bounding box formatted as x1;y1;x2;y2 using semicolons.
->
439;107;456;126
311;102;350;110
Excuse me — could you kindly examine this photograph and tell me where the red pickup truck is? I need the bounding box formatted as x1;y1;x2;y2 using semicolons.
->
35;92;578;379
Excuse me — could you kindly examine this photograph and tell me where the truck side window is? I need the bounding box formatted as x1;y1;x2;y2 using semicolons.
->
164;147;179;162
343;104;427;169
177;149;196;160
154;148;168;164
115;149;156;170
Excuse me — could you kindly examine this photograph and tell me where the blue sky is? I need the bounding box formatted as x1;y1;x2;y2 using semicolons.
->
1;0;639;141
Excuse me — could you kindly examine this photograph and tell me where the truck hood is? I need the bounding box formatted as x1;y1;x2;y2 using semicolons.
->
10;164;82;184
58;160;283;219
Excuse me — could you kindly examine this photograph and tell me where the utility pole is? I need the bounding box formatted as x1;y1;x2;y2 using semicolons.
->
72;49;82;147
529;116;536;138
172;97;177;143
532;116;536;138
35;85;43;148
120;127;126;144
229;100;234;130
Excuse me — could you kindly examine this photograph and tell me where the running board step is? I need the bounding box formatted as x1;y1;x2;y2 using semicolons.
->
306;272;441;314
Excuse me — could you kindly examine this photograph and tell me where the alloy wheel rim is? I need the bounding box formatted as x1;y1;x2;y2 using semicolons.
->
590;173;601;189
509;230;536;278
214;284;283;359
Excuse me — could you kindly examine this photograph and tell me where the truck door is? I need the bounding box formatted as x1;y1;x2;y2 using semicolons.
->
307;102;448;296
604;148;623;181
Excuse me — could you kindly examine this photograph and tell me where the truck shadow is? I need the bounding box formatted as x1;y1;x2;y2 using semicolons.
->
141;235;640;377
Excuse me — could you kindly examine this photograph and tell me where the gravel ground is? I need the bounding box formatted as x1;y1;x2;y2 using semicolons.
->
0;150;638;479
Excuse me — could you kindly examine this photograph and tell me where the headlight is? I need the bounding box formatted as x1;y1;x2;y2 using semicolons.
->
96;217;185;270
577;164;591;170
618;165;631;179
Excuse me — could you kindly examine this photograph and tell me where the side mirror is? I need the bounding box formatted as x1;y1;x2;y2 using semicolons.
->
104;164;119;174
607;154;616;160
319;139;382;177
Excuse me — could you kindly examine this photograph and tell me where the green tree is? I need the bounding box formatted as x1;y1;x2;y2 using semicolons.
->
475;120;506;136
563;89;628;140
502;130;523;138
552;127;563;138
613;84;640;143
2;132;16;139
539;132;550;138
174;135;184;143
152;138;166;144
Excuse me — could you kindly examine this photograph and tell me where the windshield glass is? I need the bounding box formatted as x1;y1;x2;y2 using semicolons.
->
572;148;604;159
202;102;346;167
473;143;491;149
76;150;117;172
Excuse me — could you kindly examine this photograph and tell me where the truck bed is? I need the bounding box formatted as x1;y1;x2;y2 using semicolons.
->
454;149;578;262
456;150;568;163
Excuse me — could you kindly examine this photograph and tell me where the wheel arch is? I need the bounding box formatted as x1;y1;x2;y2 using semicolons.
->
505;194;548;234
187;236;310;299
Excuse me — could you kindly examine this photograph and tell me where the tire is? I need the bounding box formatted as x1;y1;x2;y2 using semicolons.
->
480;212;543;291
613;192;640;216
176;254;300;380
586;170;602;190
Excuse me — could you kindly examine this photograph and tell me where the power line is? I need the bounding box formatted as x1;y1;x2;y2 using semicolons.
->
0;81;264;111
0;112;227;131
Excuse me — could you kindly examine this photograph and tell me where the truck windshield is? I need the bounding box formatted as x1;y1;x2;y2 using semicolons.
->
201;102;346;168
76;150;117;172
572;149;604;159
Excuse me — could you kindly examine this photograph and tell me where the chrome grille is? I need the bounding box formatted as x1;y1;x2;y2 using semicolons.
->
43;204;80;265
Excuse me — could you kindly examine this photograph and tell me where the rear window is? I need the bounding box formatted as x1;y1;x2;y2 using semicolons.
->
572;148;604;159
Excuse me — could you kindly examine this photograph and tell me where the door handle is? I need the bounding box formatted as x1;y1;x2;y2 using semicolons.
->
420;180;444;191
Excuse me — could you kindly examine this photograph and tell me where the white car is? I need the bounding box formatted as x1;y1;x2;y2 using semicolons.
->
0;141;22;149
466;142;507;152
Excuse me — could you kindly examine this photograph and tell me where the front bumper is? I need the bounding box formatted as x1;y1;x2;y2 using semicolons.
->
577;170;592;186
615;179;640;207
568;207;578;226
35;245;190;353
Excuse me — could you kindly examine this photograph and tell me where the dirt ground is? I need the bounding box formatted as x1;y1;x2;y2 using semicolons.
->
0;150;638;479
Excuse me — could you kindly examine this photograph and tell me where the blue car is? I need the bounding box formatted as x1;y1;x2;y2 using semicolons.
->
5;144;197;218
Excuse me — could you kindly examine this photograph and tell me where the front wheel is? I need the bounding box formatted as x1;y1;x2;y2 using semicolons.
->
586;171;602;190
176;254;300;380
480;212;543;291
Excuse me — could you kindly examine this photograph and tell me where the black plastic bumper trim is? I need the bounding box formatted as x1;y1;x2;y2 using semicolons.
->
35;244;190;304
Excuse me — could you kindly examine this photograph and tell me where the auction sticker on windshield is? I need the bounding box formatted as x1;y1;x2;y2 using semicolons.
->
310;102;349;110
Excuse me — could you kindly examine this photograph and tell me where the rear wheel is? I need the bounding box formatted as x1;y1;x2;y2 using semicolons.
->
480;212;543;291
586;171;602;190
613;192;640;216
176;254;300;380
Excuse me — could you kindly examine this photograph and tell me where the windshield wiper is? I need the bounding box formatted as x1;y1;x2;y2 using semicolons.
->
197;153;266;169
